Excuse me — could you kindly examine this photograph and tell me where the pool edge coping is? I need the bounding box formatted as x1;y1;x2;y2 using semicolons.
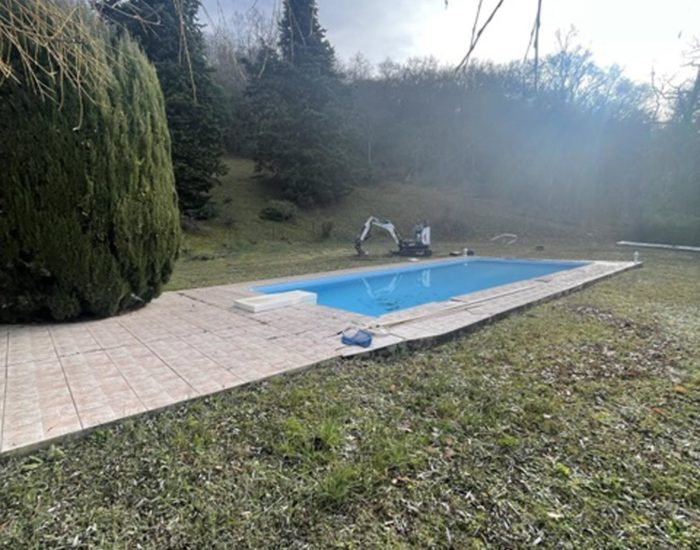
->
339;260;642;359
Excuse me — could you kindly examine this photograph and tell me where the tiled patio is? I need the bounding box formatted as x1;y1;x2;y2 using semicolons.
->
0;258;637;455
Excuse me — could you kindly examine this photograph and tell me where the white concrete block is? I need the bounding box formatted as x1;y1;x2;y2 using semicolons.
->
233;291;317;313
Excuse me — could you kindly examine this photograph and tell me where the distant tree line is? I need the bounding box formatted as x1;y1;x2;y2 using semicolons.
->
210;8;699;244
342;38;699;244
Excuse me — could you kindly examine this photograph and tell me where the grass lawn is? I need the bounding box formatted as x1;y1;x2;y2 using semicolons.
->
1;245;698;547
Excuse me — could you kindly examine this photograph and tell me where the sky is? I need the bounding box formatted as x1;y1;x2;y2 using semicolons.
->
202;0;700;84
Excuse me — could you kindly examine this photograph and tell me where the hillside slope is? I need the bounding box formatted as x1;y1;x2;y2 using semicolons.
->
208;158;596;241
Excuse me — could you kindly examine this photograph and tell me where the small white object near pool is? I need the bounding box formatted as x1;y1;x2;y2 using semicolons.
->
233;290;316;313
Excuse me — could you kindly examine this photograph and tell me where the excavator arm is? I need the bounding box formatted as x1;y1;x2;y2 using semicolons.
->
354;216;432;257
355;216;402;255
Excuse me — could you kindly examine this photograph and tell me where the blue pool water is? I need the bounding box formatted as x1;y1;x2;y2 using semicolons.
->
256;257;587;317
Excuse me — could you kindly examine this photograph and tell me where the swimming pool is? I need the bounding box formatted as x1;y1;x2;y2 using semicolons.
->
256;257;588;317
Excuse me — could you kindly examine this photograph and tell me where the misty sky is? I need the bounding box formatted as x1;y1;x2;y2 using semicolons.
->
202;0;699;83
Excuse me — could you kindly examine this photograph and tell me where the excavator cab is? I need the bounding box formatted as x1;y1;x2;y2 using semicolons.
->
355;216;432;257
399;222;432;256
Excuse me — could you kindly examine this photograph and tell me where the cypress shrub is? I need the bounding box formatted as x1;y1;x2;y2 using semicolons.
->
0;14;180;322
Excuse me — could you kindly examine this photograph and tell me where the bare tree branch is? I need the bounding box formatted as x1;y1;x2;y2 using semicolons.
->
523;14;537;62
455;0;506;72
468;0;484;51
533;0;543;91
681;65;700;124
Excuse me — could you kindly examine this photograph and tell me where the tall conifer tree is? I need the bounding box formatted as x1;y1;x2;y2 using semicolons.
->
246;0;364;206
279;0;335;75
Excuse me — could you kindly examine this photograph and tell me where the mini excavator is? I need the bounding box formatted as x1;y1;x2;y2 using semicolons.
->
354;216;432;257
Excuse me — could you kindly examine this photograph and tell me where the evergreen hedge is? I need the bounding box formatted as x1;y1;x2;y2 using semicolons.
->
0;17;180;322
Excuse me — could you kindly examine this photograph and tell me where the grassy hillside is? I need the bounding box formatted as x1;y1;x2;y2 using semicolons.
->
170;157;608;289
204;157;595;243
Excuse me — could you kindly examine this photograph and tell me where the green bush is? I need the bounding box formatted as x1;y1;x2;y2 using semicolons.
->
259;200;298;222
0;17;180;321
